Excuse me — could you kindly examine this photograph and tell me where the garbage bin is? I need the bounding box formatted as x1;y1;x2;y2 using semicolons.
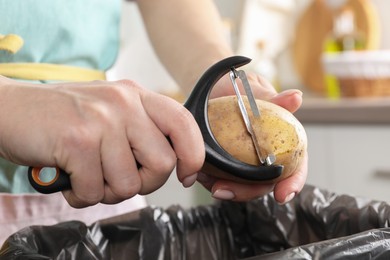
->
1;185;390;259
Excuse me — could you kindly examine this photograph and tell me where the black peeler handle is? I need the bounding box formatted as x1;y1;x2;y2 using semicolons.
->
28;56;282;194
28;161;143;194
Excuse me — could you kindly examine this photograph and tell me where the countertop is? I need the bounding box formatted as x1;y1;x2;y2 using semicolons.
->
294;97;390;124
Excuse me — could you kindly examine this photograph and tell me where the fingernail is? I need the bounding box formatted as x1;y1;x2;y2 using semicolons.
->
279;192;296;205
212;189;235;200
278;89;303;98
182;173;198;188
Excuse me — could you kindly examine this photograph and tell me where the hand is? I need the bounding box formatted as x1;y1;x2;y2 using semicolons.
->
0;77;205;207
197;72;308;204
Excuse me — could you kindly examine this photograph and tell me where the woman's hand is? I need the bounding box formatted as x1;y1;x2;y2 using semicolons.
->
197;72;308;204
0;77;205;208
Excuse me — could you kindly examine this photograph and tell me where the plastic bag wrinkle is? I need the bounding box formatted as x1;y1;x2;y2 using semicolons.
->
2;185;390;259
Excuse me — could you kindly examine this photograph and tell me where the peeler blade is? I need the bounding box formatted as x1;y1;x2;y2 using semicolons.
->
229;69;275;166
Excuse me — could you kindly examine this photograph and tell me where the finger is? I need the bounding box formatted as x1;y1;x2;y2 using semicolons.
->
273;150;308;204
208;179;274;202
99;129;141;204
269;89;303;113
210;73;303;113
246;74;303;113
249;74;278;100
126;94;178;194
210;73;277;99
60;133;105;208
142;91;205;188
131;126;177;195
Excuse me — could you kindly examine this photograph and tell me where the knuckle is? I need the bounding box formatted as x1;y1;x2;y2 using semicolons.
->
116;79;140;89
114;180;141;199
148;153;177;178
112;80;141;101
157;154;177;174
99;80;143;117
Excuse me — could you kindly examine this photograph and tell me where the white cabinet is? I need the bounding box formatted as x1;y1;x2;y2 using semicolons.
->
305;124;390;202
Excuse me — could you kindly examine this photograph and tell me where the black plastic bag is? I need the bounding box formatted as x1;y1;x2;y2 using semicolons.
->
1;185;390;259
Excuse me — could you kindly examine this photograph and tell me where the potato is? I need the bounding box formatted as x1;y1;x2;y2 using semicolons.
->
207;95;307;183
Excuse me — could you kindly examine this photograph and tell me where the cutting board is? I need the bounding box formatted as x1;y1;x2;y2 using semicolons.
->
292;0;380;95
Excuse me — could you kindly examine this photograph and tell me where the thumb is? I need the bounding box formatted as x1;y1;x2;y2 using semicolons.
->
269;89;303;113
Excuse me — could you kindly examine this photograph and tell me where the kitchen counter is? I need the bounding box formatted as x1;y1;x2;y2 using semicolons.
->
294;97;390;124
296;97;390;202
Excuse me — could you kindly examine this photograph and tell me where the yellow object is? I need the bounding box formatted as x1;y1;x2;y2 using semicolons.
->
0;63;106;81
325;74;341;99
0;33;105;82
292;0;380;95
0;34;24;54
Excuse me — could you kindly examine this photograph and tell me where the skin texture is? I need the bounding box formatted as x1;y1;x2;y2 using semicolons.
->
0;0;308;207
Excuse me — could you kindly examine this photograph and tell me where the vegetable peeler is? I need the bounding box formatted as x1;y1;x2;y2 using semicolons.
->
28;56;283;194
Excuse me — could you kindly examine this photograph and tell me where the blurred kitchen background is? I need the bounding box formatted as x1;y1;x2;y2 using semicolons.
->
107;0;390;208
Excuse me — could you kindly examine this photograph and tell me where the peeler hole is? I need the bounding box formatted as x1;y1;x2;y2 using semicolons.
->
38;167;58;184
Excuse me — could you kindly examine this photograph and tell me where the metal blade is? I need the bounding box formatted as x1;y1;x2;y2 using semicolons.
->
237;70;260;118
229;69;275;165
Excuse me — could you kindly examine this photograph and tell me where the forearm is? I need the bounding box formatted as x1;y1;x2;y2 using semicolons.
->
136;0;232;94
0;76;20;160
0;77;6;158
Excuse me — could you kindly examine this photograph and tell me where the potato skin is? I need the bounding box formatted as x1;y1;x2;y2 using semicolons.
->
207;96;307;182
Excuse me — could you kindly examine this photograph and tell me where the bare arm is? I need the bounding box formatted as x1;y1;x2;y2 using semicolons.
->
136;0;232;94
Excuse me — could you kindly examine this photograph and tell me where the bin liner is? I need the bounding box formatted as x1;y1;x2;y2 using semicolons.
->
1;184;390;259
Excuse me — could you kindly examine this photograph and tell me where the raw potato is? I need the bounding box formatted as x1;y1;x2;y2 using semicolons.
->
207;96;307;182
